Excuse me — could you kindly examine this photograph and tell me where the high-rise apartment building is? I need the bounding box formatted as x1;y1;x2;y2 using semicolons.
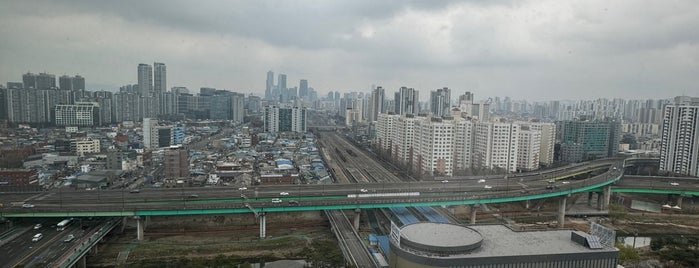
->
369;86;386;122
430;87;451;117
395;87;419;115
154;62;166;93
523;122;556;166
473;121;519;172
517;127;542;171
137;63;153;96
72;75;85;90
263;105;307;133
59;75;73;90
659;96;699;176
413;116;455;176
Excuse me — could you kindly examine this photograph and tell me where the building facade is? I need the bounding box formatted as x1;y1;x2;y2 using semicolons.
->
659;96;699;176
53;102;100;126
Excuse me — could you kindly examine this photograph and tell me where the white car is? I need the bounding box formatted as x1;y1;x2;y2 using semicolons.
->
33;224;42;229
22;204;35;208
670;182;679;186
484;185;492;189
271;198;282;203
441;180;449;183
477;179;486;183
562;181;570;184
279;192;289;196
360;188;368;193
238;187;247;191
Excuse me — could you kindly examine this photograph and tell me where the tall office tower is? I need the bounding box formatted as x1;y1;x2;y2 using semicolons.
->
517;126;542;171
369;86;385;122
36;73;56;90
263;105;306;133
430;87;451;117
473;121;520;172
137;63;153;96
72;75;85;90
265;71;274;100
659;96;699;176
59;75;73;90
143;118;158;149
277;74;287;93
22;72;37;89
395;87;419;115
164;146;190;179
412;116;455;176
299;79;308;98
154;62;166;93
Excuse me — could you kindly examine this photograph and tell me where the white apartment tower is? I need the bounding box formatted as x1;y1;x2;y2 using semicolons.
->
659;96;699;176
524;122;556;166
473;121;519;172
413;116;455;176
517;127;542;171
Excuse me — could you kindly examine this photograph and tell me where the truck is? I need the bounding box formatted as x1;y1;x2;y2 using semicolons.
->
56;218;74;231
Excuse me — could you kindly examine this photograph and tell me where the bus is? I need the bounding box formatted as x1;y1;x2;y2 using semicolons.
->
56;218;74;231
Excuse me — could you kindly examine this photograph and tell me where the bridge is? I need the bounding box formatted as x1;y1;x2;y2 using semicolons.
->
3;158;697;222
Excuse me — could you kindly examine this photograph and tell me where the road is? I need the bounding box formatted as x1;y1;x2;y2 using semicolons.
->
0;218;108;267
326;210;376;268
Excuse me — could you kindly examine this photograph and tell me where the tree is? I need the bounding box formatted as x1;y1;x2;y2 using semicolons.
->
616;243;640;263
608;204;628;224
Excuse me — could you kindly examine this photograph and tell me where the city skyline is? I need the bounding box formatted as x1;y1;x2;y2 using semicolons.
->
1;1;698;100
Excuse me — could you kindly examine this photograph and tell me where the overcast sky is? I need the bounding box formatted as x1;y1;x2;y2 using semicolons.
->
1;0;697;101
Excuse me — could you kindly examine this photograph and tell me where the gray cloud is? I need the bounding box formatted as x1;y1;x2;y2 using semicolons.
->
0;0;697;101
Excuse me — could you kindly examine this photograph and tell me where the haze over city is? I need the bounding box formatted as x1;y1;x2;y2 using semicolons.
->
1;0;698;100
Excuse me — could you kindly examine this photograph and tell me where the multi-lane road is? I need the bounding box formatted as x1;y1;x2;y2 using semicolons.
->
0;217;110;267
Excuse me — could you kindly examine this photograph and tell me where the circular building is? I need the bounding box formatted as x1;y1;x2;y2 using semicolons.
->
389;222;619;268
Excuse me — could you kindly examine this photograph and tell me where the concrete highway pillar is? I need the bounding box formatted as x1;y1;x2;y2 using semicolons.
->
136;217;144;241
120;217;127;233
353;209;361;231
259;213;266;239
597;192;603;210
557;196;567;228
77;255;87;268
677;196;684;208
145;216;151;230
587;192;593;206
524;200;530;210
469;204;479;224
602;185;612;210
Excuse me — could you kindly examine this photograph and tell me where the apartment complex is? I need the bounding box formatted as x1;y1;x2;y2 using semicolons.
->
376;114;555;176
263;105;307;133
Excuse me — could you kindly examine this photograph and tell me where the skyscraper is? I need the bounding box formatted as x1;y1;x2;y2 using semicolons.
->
395;87;419;115
659;96;699;176
369;86;385;122
430;87;451;117
22;72;37;89
266;71;274;100
137;63;153;96
36;73;56;90
154;62;166;93
299;79;308;98
277;74;287;93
